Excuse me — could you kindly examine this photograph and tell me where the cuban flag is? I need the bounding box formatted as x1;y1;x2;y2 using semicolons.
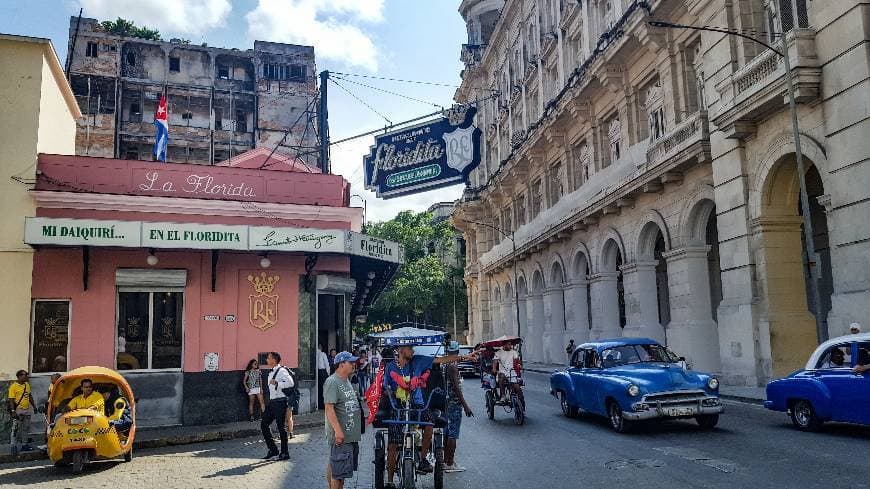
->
153;94;169;162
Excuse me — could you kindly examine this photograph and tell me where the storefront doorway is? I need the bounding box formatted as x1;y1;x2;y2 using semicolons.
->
116;283;185;427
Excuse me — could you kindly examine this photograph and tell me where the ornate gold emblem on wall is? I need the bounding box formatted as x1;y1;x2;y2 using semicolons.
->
248;272;280;331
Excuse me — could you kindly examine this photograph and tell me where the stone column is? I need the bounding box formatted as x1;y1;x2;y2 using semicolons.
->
563;280;591;345
543;286;566;363
620;261;666;343
478;277;491;344
589;272;622;339
663;246;721;373
525;292;546;363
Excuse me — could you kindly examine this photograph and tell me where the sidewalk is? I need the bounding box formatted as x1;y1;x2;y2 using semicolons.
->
523;361;766;404
0;412;324;464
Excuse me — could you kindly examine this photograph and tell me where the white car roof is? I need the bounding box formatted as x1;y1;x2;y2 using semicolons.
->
805;332;870;370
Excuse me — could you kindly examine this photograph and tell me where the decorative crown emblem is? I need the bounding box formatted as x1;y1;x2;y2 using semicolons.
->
443;104;470;126
248;272;280;294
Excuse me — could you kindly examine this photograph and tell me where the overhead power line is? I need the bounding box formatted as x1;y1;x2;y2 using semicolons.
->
332;75;444;108
329;77;393;125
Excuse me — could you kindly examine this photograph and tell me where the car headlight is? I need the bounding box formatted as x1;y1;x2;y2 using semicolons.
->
707;378;719;390
627;384;640;397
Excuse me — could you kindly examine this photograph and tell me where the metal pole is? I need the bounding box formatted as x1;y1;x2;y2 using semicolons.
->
778;12;827;343
319;70;330;174
512;232;521;339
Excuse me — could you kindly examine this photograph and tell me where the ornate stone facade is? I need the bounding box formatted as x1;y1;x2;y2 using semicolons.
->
453;0;870;386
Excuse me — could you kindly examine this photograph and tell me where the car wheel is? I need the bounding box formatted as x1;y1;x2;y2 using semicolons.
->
791;400;823;432
608;401;632;433
560;391;578;418
695;414;719;430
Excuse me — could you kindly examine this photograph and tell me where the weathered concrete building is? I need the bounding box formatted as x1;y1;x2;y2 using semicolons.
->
453;0;870;386
66;17;318;166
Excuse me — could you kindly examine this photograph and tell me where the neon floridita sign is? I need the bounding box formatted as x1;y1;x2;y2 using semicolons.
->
364;105;482;199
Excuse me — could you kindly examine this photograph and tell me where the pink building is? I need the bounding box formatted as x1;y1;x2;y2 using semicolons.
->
25;150;402;426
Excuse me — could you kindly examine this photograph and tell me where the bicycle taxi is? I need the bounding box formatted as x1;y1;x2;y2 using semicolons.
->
365;327;449;489
478;335;525;425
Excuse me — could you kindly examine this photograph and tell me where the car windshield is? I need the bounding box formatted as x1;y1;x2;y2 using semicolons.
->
600;344;679;367
459;347;472;358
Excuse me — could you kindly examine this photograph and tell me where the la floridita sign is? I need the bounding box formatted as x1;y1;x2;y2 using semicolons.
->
364;105;482;199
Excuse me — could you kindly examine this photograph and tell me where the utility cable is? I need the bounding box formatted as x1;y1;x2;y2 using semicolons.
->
329;77;393;125
332;75;444;108
330;72;464;89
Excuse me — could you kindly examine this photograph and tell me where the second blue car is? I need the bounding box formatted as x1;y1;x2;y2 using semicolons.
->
550;338;724;433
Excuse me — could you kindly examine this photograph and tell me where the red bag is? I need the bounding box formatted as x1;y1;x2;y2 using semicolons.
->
365;363;385;425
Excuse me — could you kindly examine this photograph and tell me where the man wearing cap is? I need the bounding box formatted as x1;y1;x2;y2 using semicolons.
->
325;351;363;488
850;323;862;334
383;344;477;481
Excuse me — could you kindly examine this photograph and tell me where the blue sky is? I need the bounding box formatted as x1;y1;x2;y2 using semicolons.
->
0;0;468;222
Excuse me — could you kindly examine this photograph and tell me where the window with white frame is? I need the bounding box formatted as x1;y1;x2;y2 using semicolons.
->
575;141;592;187
607;116;622;165
117;290;183;370
31;300;71;373
549;162;564;205
645;81;665;141
515;194;527;227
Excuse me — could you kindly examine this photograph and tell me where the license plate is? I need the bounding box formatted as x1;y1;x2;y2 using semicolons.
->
664;407;695;417
67;416;90;425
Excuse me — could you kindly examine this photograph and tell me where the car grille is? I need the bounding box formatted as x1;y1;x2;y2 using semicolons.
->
643;390;708;405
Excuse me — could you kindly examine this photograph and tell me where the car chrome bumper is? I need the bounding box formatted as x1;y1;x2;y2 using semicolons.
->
624;397;725;420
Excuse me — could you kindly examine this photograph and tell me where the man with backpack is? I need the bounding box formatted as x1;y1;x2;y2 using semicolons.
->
261;352;293;461
7;370;37;454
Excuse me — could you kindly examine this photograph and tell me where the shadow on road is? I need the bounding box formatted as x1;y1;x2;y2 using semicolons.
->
0;459;122;486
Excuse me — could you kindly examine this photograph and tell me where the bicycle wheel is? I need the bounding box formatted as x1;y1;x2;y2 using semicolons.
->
512;394;525;425
485;390;495;420
402;457;416;489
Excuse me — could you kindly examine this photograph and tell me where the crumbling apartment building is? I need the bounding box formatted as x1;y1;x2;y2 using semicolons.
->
66;17;319;166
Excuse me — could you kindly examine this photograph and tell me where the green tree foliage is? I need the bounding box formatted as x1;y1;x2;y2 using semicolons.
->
100;18;162;41
365;211;467;333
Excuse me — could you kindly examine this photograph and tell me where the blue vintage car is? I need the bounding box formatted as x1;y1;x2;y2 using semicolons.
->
550;338;724;433
764;332;870;431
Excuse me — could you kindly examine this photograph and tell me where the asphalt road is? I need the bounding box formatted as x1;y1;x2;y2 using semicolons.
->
1;371;868;488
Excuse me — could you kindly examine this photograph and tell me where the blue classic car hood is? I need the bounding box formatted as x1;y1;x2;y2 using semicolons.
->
602;363;706;391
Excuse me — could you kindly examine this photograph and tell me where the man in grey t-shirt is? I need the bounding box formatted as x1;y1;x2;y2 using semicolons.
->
324;351;363;488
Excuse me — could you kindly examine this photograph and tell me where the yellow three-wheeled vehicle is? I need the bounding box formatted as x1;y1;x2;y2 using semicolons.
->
46;366;136;473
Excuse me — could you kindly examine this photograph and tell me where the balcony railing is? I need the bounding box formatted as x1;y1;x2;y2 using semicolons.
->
646;111;709;168
734;49;783;98
461;44;484;67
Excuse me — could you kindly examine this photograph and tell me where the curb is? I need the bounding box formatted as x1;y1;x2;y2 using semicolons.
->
0;419;322;465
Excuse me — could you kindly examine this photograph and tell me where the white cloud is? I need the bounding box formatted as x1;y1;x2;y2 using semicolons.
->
245;0;383;72
79;0;231;37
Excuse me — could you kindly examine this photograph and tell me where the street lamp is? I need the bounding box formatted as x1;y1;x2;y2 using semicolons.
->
649;8;827;343
460;219;522;340
350;194;367;229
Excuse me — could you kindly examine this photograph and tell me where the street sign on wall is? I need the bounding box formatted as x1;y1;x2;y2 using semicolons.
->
364;105;481;199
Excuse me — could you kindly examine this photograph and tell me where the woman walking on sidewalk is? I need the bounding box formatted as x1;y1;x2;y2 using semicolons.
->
243;359;265;421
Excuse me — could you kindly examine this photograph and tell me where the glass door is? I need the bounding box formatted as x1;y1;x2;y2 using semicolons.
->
117;290;183;370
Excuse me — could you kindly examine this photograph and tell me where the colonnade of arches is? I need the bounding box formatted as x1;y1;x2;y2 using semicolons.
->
483;145;833;377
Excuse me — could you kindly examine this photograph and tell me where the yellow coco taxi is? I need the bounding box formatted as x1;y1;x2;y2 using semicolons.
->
46;367;136;473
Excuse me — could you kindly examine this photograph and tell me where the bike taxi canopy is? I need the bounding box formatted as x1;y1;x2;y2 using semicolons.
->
478;335;523;348
367;326;447;347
